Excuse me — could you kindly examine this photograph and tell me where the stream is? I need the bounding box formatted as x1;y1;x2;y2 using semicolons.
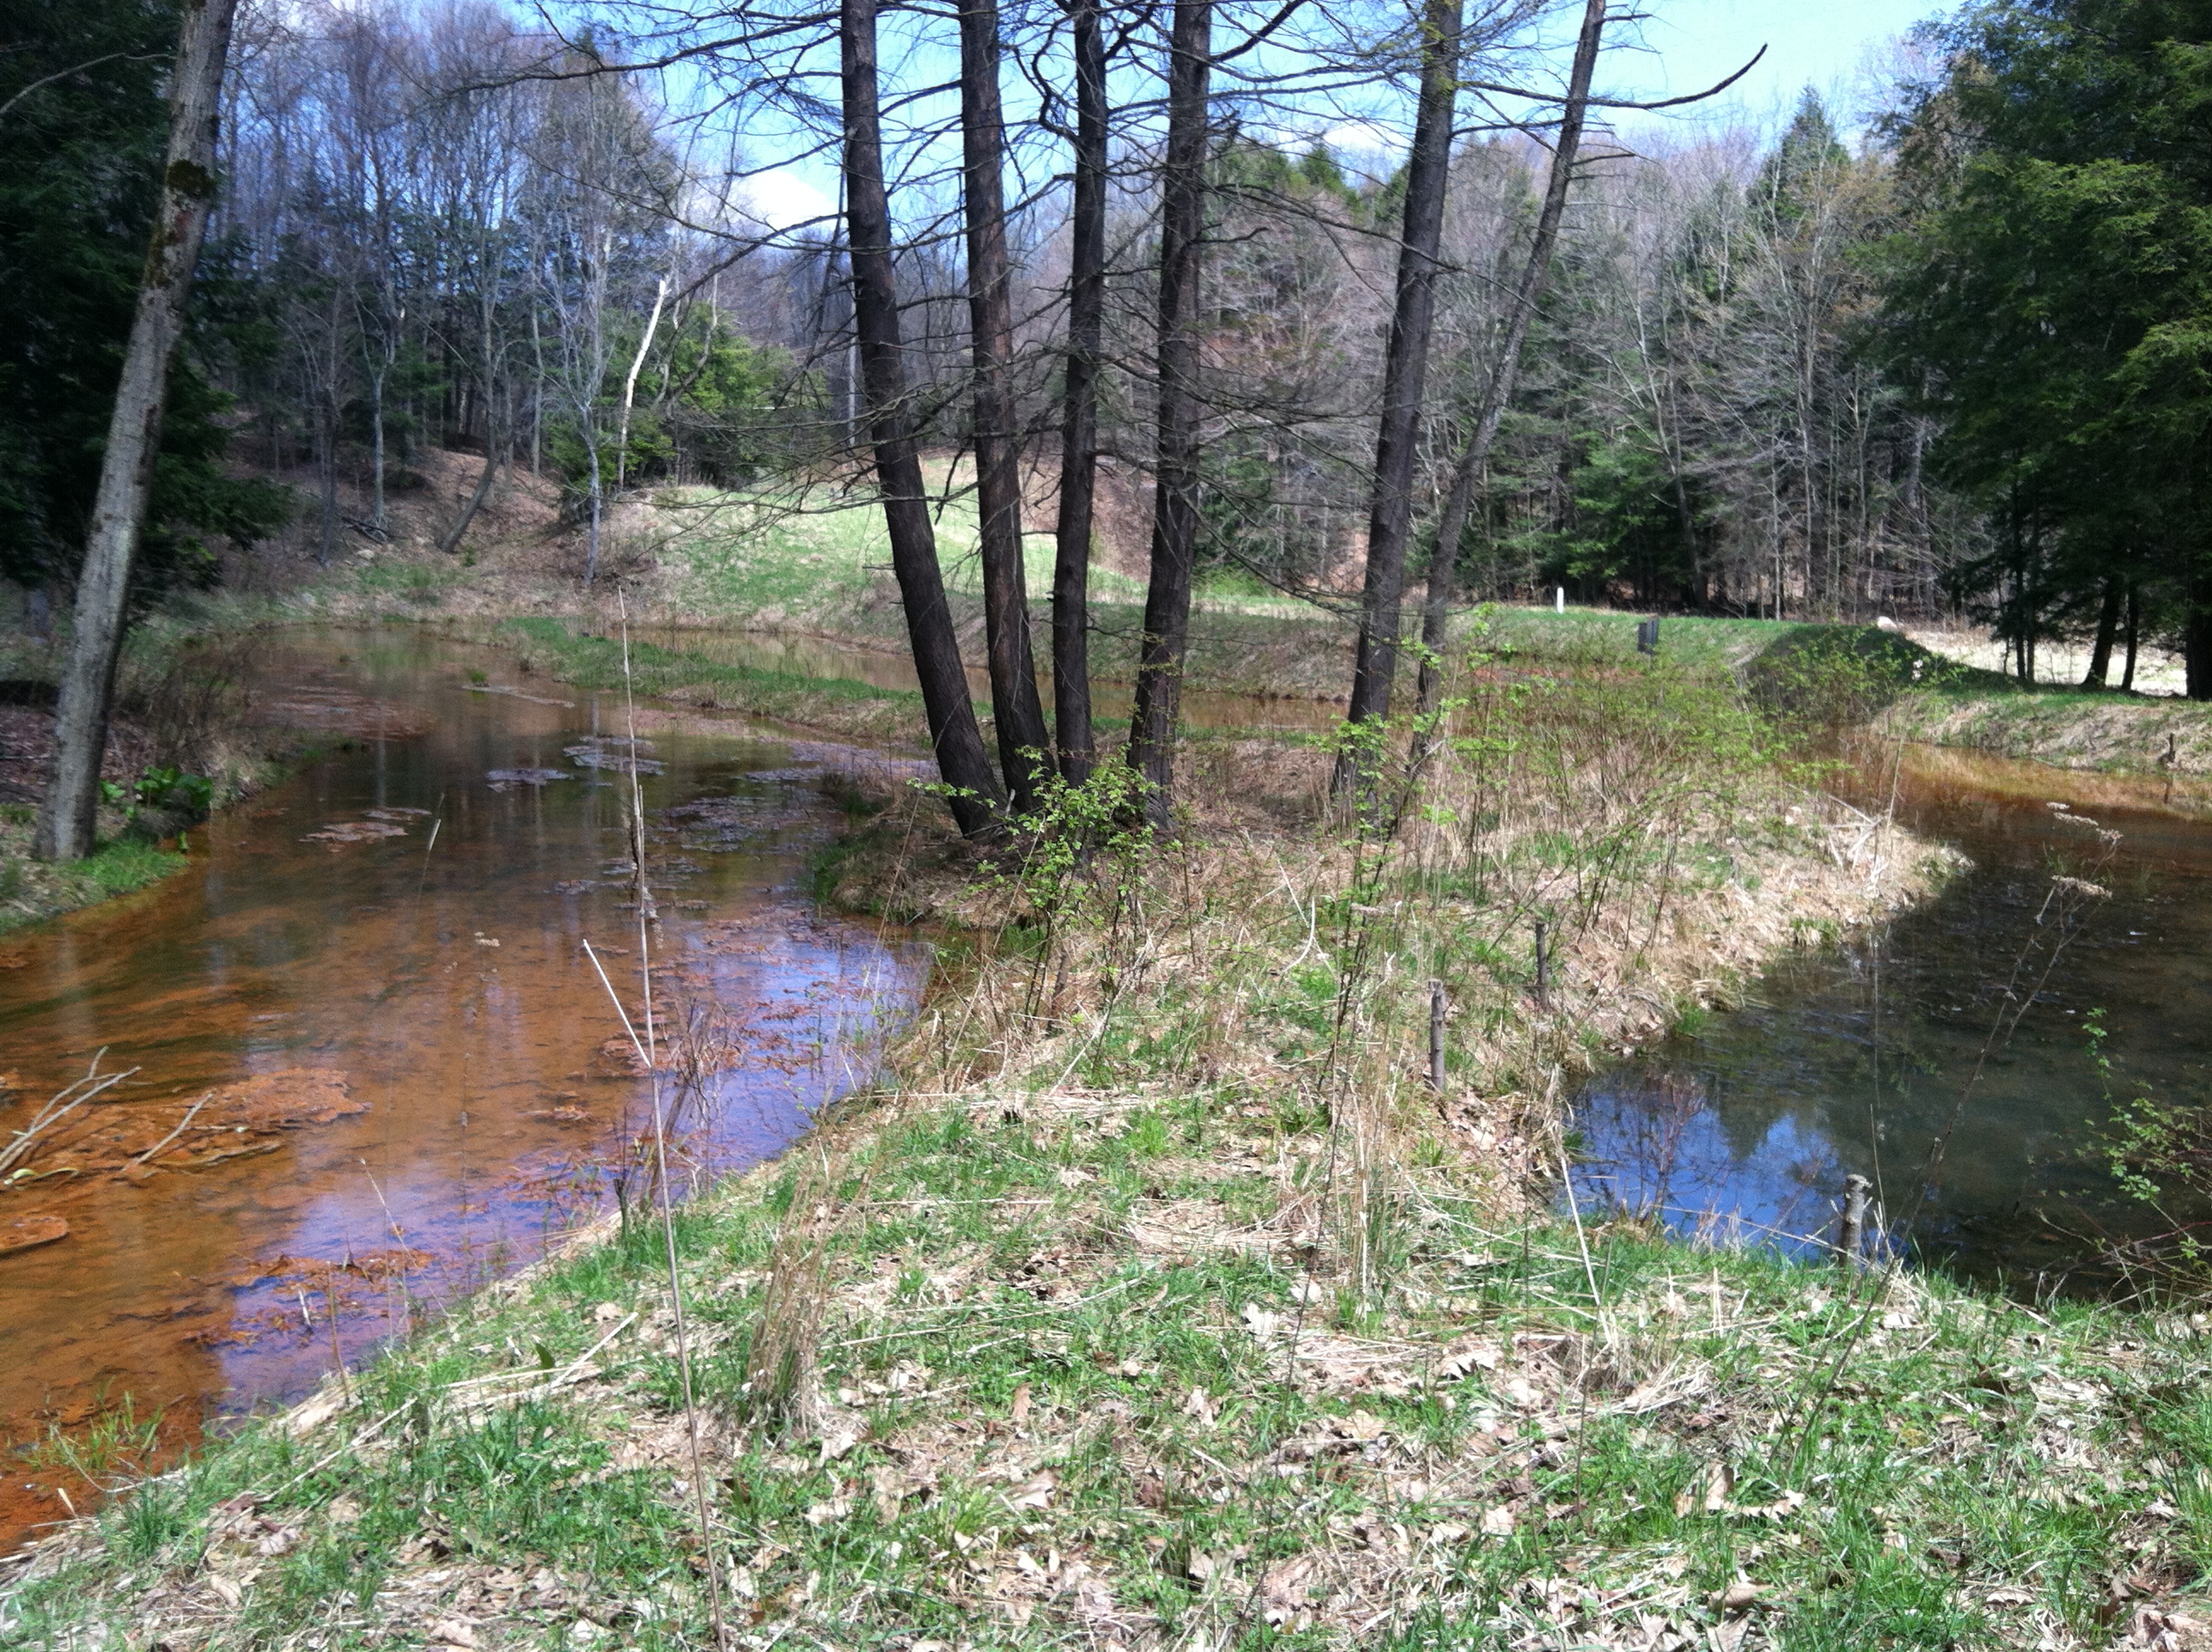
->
1571;742;2212;1290
0;626;920;1552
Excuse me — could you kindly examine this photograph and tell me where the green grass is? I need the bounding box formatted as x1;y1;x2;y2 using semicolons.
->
10;1086;2209;1649
0;823;189;938
487;616;936;749
660;482;1158;625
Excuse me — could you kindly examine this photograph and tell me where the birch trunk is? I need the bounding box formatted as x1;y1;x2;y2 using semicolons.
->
616;275;670;492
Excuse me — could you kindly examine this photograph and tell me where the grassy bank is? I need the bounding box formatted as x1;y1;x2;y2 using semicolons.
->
482;618;935;752
0;625;308;937
157;450;2212;776
15;1151;2210;1651
1877;683;2212;781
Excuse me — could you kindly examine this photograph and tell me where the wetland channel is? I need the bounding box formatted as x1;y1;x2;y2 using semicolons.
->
2;621;2207;1550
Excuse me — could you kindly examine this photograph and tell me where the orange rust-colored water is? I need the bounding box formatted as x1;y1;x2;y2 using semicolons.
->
0;628;919;1552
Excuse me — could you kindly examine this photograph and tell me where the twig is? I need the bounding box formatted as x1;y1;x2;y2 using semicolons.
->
0;1055;138;1178
130;1090;211;1166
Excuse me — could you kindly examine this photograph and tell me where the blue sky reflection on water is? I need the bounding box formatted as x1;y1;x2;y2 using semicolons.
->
1565;748;2212;1290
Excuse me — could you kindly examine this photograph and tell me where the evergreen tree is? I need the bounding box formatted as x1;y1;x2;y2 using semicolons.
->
1882;0;2212;694
0;0;287;610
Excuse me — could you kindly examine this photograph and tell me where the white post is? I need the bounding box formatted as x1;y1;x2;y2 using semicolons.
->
1554;586;1565;614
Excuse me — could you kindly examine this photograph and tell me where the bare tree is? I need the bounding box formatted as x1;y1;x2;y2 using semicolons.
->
842;0;1006;836
1337;0;1465;790
1127;0;1212;828
1411;0;1606;721
960;0;1053;812
1050;0;1111;787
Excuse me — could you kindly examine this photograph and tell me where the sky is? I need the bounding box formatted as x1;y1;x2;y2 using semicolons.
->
1607;0;1947;130
727;0;1956;233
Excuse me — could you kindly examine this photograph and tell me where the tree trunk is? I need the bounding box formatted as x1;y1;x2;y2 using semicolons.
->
316;403;339;564
37;0;242;863
2082;575;2122;688
1126;0;1210;829
843;0;1006;836
584;431;602;585
439;449;500;556
1411;451;1480;725
1337;0;1463;791
2188;585;2212;702
960;0;1052;813
1052;0;1109;788
370;365;387;536
1407;0;1606;736
617;274;670;492
2122;582;2140;691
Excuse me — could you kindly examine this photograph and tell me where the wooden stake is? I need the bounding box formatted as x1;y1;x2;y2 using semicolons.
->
1534;919;1550;1007
1428;980;1446;1091
1836;1172;1871;1268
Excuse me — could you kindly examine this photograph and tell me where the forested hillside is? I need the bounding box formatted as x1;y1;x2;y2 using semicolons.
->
12;0;2210;711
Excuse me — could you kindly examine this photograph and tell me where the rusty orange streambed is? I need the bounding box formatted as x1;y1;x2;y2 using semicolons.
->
0;627;922;1552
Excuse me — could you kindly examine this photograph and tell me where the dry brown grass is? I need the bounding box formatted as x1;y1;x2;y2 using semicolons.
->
835;660;1953;1238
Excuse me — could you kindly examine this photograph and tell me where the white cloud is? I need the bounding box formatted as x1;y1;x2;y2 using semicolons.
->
731;169;838;234
1320;119;1406;159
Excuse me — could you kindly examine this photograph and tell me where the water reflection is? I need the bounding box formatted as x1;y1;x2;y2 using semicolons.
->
1572;742;2212;1288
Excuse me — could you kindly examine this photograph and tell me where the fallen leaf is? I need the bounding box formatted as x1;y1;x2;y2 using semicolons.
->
1241;1303;1284;1339
1480;1505;1516;1538
1005;1469;1058;1510
0;1214;68;1258
1703;1461;1733;1514
1712;1580;1762;1612
1259;1555;1318;1626
1436;1342;1501;1379
1337;1410;1388;1442
1010;1382;1032;1423
1182;1387;1219;1426
428;1620;480;1649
